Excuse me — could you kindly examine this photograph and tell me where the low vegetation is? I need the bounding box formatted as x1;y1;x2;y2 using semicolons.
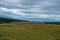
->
0;23;60;40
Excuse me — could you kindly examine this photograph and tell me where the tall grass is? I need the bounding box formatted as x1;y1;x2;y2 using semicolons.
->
0;23;60;40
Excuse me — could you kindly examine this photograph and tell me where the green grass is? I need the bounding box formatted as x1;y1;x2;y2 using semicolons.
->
0;23;60;40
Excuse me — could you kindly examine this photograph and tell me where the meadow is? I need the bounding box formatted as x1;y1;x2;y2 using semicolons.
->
0;23;60;40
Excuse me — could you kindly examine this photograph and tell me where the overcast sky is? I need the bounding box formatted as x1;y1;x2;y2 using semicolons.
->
0;0;60;22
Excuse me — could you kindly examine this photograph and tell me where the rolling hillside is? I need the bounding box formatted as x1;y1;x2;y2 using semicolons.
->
0;17;29;23
0;17;60;24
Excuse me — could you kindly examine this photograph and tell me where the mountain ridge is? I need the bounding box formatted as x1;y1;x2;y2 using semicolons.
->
0;17;29;23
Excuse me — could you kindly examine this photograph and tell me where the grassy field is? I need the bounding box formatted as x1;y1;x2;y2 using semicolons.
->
0;23;60;40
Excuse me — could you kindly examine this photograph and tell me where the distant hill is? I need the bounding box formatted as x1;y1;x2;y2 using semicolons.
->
0;17;29;23
0;17;60;24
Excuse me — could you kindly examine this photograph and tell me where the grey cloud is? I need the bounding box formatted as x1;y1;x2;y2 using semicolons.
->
0;0;60;21
20;0;41;5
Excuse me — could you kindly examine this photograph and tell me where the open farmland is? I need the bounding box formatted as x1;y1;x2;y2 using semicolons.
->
0;23;60;40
